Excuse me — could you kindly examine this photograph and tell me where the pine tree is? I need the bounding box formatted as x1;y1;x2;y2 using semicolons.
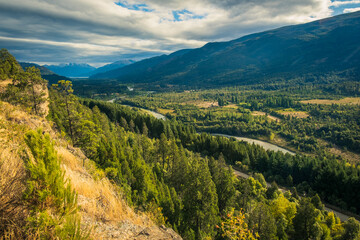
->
25;67;47;116
182;157;220;239
23;129;86;239
51;80;77;143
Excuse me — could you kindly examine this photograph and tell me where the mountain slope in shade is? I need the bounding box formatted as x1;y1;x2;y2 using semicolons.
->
45;63;96;77
90;11;360;86
90;49;192;80
20;62;70;83
89;59;136;76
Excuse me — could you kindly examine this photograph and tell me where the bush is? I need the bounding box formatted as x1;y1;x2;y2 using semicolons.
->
23;129;90;239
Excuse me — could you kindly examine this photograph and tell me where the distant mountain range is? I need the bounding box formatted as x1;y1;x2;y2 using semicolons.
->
44;60;135;78
90;11;360;87
20;62;70;83
44;63;96;78
90;60;136;76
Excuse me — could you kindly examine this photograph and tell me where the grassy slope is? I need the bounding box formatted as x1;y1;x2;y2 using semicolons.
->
0;100;181;239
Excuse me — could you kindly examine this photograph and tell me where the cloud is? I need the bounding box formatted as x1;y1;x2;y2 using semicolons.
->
343;7;360;12
0;0;342;65
331;0;360;7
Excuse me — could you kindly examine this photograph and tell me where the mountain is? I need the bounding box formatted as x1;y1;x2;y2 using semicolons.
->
89;59;135;76
90;49;191;80
19;62;70;83
45;63;96;78
90;11;360;87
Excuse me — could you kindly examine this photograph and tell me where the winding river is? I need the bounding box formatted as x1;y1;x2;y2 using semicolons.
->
108;99;354;221
111;99;294;155
212;133;295;155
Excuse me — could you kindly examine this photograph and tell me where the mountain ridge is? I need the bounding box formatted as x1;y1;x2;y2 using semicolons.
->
45;63;96;77
90;11;360;87
89;59;136;76
19;62;71;83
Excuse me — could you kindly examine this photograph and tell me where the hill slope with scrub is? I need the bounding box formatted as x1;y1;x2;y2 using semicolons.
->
1;48;360;240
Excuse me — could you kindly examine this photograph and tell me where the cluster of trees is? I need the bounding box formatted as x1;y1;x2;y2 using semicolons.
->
85;98;360;213
49;82;222;238
121;88;360;155
0;49;47;116
0;48;22;79
47;82;360;239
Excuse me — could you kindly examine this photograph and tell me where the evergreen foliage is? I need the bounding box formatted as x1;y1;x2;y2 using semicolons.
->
23;129;88;239
0;50;47;116
0;48;21;79
47;82;360;239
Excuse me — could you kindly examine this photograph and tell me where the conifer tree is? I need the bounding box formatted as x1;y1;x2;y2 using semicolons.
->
24;66;47;116
23;129;85;239
51;80;77;143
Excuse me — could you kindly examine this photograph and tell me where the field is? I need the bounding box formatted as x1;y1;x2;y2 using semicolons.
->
301;97;360;105
251;111;281;121
157;108;175;115
181;100;218;108
277;109;309;118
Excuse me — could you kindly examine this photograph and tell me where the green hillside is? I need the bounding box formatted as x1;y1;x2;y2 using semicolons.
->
91;11;360;88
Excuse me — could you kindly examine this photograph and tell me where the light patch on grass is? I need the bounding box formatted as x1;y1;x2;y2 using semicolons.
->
277;109;309;118
267;115;282;122
301;97;360;105
0;79;12;87
157;108;175;115
0;79;12;94
59;146;144;225
251;111;266;116
181;100;219;108
223;104;238;109
317;138;360;164
251;111;281;122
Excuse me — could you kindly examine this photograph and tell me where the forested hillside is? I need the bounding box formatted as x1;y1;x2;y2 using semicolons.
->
90;11;360;88
2;49;360;239
0;49;181;239
19;62;71;83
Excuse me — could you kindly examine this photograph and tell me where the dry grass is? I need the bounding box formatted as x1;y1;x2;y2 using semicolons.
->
301;97;360;105
0;100;174;239
267;115;282;122
277;110;309;119
251;111;266;116
223;104;238;109
157;108;175;115
0;102;28;238
317;138;360;164
181;100;219;108
0;79;12;90
251;111;281;122
329;148;360;164
58;146;157;239
59;151;143;224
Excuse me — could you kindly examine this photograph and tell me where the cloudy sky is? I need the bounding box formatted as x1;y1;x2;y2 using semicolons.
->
0;0;359;67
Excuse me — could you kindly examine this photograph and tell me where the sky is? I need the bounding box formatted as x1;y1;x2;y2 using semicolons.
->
0;0;359;67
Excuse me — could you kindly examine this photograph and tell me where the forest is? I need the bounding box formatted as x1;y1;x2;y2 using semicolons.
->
1;48;360;239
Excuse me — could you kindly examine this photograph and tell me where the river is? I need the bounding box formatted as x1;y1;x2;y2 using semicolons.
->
108;99;167;120
212;133;295;155
108;99;354;221
110;99;294;154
